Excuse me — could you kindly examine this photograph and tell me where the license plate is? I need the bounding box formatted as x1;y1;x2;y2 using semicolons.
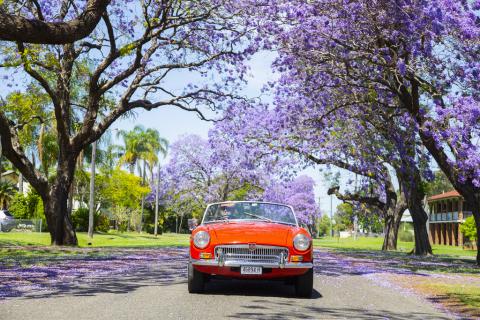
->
241;266;262;275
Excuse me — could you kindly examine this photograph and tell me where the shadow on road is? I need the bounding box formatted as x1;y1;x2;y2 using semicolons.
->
0;248;188;300
203;279;322;299
227;304;451;320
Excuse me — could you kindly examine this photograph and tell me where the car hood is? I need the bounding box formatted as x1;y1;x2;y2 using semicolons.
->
207;221;294;246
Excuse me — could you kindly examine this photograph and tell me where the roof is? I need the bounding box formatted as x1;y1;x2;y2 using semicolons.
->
0;170;17;177
428;190;461;201
400;210;413;222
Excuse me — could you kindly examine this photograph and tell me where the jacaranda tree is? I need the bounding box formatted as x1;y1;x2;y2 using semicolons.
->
238;0;480;261
263;175;321;235
0;0;258;245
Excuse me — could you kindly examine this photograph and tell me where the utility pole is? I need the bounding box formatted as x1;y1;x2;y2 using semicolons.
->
88;141;97;239
154;162;161;236
140;160;146;233
330;193;333;237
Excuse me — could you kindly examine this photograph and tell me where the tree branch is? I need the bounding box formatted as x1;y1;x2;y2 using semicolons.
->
0;0;111;44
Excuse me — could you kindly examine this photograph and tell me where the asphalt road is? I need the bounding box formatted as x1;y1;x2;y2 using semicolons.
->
0;250;453;320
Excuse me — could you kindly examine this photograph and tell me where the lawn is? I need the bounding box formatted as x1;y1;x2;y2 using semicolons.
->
313;236;477;258
0;231;190;248
0;231;191;262
1;232;476;258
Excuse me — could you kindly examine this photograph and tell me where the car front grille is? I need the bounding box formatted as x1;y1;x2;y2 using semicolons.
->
214;245;289;265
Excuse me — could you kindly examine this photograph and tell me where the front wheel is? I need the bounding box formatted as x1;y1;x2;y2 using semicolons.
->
295;268;313;298
188;262;205;293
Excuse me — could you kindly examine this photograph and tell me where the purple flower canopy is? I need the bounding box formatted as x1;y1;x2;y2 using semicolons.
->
263;175;321;226
146;132;321;223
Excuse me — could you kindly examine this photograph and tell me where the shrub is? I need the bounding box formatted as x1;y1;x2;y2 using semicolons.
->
9;191;40;219
398;229;414;242
460;216;477;242
145;223;163;235
72;208;110;232
96;214;110;232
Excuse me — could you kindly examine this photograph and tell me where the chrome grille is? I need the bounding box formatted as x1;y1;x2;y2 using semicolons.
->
215;245;289;265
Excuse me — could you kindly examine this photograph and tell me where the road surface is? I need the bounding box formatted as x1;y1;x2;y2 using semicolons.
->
0;249;453;320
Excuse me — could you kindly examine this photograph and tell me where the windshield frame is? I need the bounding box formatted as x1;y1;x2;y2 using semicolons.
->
201;201;298;226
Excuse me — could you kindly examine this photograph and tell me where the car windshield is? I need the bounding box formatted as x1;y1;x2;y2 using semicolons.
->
203;202;297;225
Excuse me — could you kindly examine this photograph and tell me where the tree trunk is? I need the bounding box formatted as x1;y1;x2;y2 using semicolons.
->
45;181;78;245
383;214;400;251
409;201;432;255
67;181;74;217
18;173;23;194
397;168;432;255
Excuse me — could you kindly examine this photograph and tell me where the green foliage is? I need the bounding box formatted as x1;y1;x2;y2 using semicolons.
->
7;190;46;231
71;208;90;232
97;169;150;231
398;229;414;242
460;216;478;241
145;223;163;235
8;191;40;219
100;169;150;209
424;171;454;197
335;203;354;230
71;208;110;232
317;215;331;236
0;181;16;209
3;87;50;148
227;182;262;201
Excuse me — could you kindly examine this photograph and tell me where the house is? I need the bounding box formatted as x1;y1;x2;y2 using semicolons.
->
0;170;30;194
427;190;475;248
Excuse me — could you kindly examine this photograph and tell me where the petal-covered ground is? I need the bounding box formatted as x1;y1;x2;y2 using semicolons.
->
0;247;478;318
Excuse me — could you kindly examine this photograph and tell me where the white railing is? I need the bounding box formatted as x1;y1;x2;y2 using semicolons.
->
0;219;43;232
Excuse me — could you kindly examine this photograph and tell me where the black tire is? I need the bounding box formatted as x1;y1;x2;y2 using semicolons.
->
295;268;313;298
188;262;205;293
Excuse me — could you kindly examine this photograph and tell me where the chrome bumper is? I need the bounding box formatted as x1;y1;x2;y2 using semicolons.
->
190;258;313;269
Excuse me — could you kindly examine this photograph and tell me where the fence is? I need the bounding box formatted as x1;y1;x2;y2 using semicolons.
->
0;219;43;232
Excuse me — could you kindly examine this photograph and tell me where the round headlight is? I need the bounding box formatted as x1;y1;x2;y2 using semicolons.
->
293;233;311;251
193;231;210;249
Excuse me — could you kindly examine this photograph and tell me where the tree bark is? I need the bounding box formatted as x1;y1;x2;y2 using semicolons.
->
382;206;404;251
46;179;77;245
18;173;24;194
396;161;432;255
409;202;432;255
0;0;111;44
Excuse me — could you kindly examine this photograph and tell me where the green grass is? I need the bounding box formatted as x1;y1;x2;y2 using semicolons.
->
313;236;477;258
0;231;190;248
431;284;480;309
0;231;191;263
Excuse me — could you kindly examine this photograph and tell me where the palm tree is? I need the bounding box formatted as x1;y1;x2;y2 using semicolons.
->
37;123;59;179
138;128;168;232
117;126;146;174
142;128;169;182
117;126;168;231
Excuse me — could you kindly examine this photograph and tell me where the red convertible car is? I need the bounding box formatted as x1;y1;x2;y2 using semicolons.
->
188;201;313;297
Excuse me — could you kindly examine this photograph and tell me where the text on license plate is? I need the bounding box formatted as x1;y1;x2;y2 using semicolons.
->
241;266;262;275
